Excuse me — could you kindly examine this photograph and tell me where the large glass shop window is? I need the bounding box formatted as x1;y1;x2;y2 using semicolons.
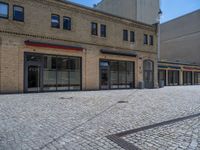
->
110;61;119;89
25;53;81;92
183;71;192;85
168;70;179;86
68;57;81;90
158;70;166;85
194;72;200;85
43;56;57;91
100;60;135;89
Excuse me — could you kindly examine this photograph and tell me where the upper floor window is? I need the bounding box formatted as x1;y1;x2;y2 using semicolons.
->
144;34;148;45
63;16;71;30
130;31;135;43
13;5;24;22
0;2;9;19
91;22;98;36
123;30;128;41
149;35;154;45
100;24;106;37
51;14;60;28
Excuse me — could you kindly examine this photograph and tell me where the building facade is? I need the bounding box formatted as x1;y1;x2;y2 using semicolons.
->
0;0;158;93
160;10;200;65
96;0;160;25
158;10;200;87
158;61;200;86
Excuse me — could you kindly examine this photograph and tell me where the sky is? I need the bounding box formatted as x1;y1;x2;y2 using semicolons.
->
69;0;200;23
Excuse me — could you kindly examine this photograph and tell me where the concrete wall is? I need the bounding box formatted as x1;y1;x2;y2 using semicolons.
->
96;0;137;21
160;10;200;65
96;0;160;25
0;0;158;93
136;0;160;24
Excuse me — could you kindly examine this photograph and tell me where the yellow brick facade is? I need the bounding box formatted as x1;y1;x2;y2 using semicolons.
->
0;0;158;93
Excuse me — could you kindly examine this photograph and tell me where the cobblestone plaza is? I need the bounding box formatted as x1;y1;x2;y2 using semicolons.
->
0;86;200;150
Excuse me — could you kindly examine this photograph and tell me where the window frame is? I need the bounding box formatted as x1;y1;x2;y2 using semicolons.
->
91;22;98;36
0;2;9;19
13;5;24;22
144;34;148;45
149;35;154;45
130;31;135;43
123;29;128;41
63;16;71;31
100;24;106;37
51;14;60;29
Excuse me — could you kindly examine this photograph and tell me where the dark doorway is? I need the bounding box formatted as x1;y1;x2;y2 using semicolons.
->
28;65;41;92
143;60;154;88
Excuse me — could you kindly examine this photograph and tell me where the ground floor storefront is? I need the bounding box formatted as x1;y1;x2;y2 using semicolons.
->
158;61;200;86
0;36;158;93
24;53;82;92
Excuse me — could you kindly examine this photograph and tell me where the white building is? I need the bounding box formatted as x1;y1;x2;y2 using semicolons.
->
95;0;160;25
160;10;200;65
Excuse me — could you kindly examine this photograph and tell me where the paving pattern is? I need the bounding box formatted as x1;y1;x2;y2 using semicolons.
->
123;116;200;150
0;86;200;150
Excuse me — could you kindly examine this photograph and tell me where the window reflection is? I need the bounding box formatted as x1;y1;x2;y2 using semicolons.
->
101;60;134;89
26;54;81;91
43;56;57;91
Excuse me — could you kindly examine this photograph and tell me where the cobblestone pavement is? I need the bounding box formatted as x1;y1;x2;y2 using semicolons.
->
122;115;200;150
0;86;200;150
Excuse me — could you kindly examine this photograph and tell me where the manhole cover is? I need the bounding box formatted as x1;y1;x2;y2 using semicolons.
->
118;101;128;104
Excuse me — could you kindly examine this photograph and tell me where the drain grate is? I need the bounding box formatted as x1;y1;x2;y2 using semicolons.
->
59;97;73;100
118;101;129;104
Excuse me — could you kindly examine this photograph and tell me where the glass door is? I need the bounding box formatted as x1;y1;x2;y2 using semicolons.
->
27;65;41;92
143;60;154;88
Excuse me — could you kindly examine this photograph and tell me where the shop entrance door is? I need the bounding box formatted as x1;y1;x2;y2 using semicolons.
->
143;60;154;88
26;64;41;92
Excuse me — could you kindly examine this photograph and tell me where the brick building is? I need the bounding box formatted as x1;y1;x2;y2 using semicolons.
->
0;0;158;93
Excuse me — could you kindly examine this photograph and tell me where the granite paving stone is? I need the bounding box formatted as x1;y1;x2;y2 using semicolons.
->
0;86;199;150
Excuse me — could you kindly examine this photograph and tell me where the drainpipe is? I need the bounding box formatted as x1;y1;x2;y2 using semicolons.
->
157;23;161;61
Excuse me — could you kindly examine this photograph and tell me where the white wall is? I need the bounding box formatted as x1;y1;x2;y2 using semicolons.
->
96;0;160;25
160;10;200;65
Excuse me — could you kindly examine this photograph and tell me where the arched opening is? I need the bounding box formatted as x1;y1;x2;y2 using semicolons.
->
143;60;154;88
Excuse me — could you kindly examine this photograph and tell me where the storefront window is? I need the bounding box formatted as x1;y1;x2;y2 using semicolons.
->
119;61;127;88
127;62;134;88
158;70;166;85
183;71;192;85
168;70;179;86
25;53;81;92
43;56;57;91
100;60;134;89
69;58;81;90
57;57;69;91
110;61;119;89
194;72;200;85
